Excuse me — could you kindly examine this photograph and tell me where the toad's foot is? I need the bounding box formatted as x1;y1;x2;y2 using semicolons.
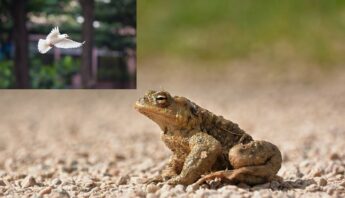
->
167;175;185;185
195;168;269;186
195;170;235;186
145;175;164;184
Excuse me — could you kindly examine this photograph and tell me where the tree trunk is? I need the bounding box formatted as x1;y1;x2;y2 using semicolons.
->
80;0;94;88
11;0;29;88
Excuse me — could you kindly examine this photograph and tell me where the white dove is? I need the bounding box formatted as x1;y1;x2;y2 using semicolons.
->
38;27;85;54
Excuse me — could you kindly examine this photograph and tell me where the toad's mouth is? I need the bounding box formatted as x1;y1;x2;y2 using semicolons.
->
134;99;181;127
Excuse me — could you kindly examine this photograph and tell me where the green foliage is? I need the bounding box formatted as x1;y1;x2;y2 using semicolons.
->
0;60;14;88
138;0;345;66
30;56;80;89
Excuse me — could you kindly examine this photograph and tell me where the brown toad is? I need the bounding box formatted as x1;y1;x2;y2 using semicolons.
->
135;90;282;185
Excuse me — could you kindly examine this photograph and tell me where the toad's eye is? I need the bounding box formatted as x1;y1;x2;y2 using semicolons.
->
156;95;167;103
155;94;170;107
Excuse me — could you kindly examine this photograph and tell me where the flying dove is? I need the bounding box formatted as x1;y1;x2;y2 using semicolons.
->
38;27;85;54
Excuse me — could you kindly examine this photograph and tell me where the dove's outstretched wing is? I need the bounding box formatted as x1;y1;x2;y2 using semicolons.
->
47;27;60;40
54;38;85;49
38;39;52;54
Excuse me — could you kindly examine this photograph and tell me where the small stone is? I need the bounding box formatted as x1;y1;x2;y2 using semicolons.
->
62;166;75;173
51;188;70;198
306;184;319;192
316;177;327;186
271;180;281;190
336;174;343;180
340;181;345;187
134;188;146;197
310;168;322;177
330;153;340;160
52;178;62;186
107;168;119;176
146;193;158;198
0;179;5;186
326;188;334;195
146;183;159;193
333;165;345;175
173;184;185;192
160;183;172;192
22;176;37;188
84;180;96;190
63;185;77;191
39;186;52;196
131;176;145;184
116;175;129;185
186;184;199;193
90;187;100;193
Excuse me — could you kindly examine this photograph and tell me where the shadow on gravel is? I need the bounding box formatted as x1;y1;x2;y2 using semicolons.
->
205;178;316;191
277;179;316;190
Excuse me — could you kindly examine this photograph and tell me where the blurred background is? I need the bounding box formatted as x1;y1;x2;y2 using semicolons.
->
0;0;136;89
139;0;345;80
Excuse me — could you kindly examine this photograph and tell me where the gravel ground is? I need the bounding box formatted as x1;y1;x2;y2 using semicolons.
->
0;63;345;197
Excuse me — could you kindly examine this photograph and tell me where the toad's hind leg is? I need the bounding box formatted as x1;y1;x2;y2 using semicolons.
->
197;140;282;185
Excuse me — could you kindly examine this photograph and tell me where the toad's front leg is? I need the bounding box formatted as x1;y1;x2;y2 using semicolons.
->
167;132;222;185
145;154;183;184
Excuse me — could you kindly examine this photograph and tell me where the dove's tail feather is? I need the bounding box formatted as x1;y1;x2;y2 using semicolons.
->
38;39;52;54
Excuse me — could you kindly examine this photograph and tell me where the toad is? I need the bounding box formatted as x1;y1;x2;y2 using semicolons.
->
135;90;282;185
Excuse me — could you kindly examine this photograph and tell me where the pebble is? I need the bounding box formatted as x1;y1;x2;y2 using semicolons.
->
330;153;340;160
134;187;146;197
0;179;5;186
13;174;26;180
63;185;77;191
146;183;159;193
340;181;345;187
315;177;327;186
270;180;281;190
84;180;96;189
186;184;199;193
51;178;62;186
131;176;145;184
160;184;172;192
51;189;71;198
146;193;158;198
326;188;334;195
116;175;130;185
306;184;319;192
22;176;36;188
173;184;185;193
39;186;52;196
310;168;323;177
336;174;343;180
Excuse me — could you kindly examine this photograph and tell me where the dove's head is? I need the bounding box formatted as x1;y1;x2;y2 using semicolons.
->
62;34;69;38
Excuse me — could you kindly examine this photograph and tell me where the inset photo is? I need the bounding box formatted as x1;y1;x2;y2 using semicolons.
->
0;0;136;89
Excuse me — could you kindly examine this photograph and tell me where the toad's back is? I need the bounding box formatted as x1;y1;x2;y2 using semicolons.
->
194;103;253;151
